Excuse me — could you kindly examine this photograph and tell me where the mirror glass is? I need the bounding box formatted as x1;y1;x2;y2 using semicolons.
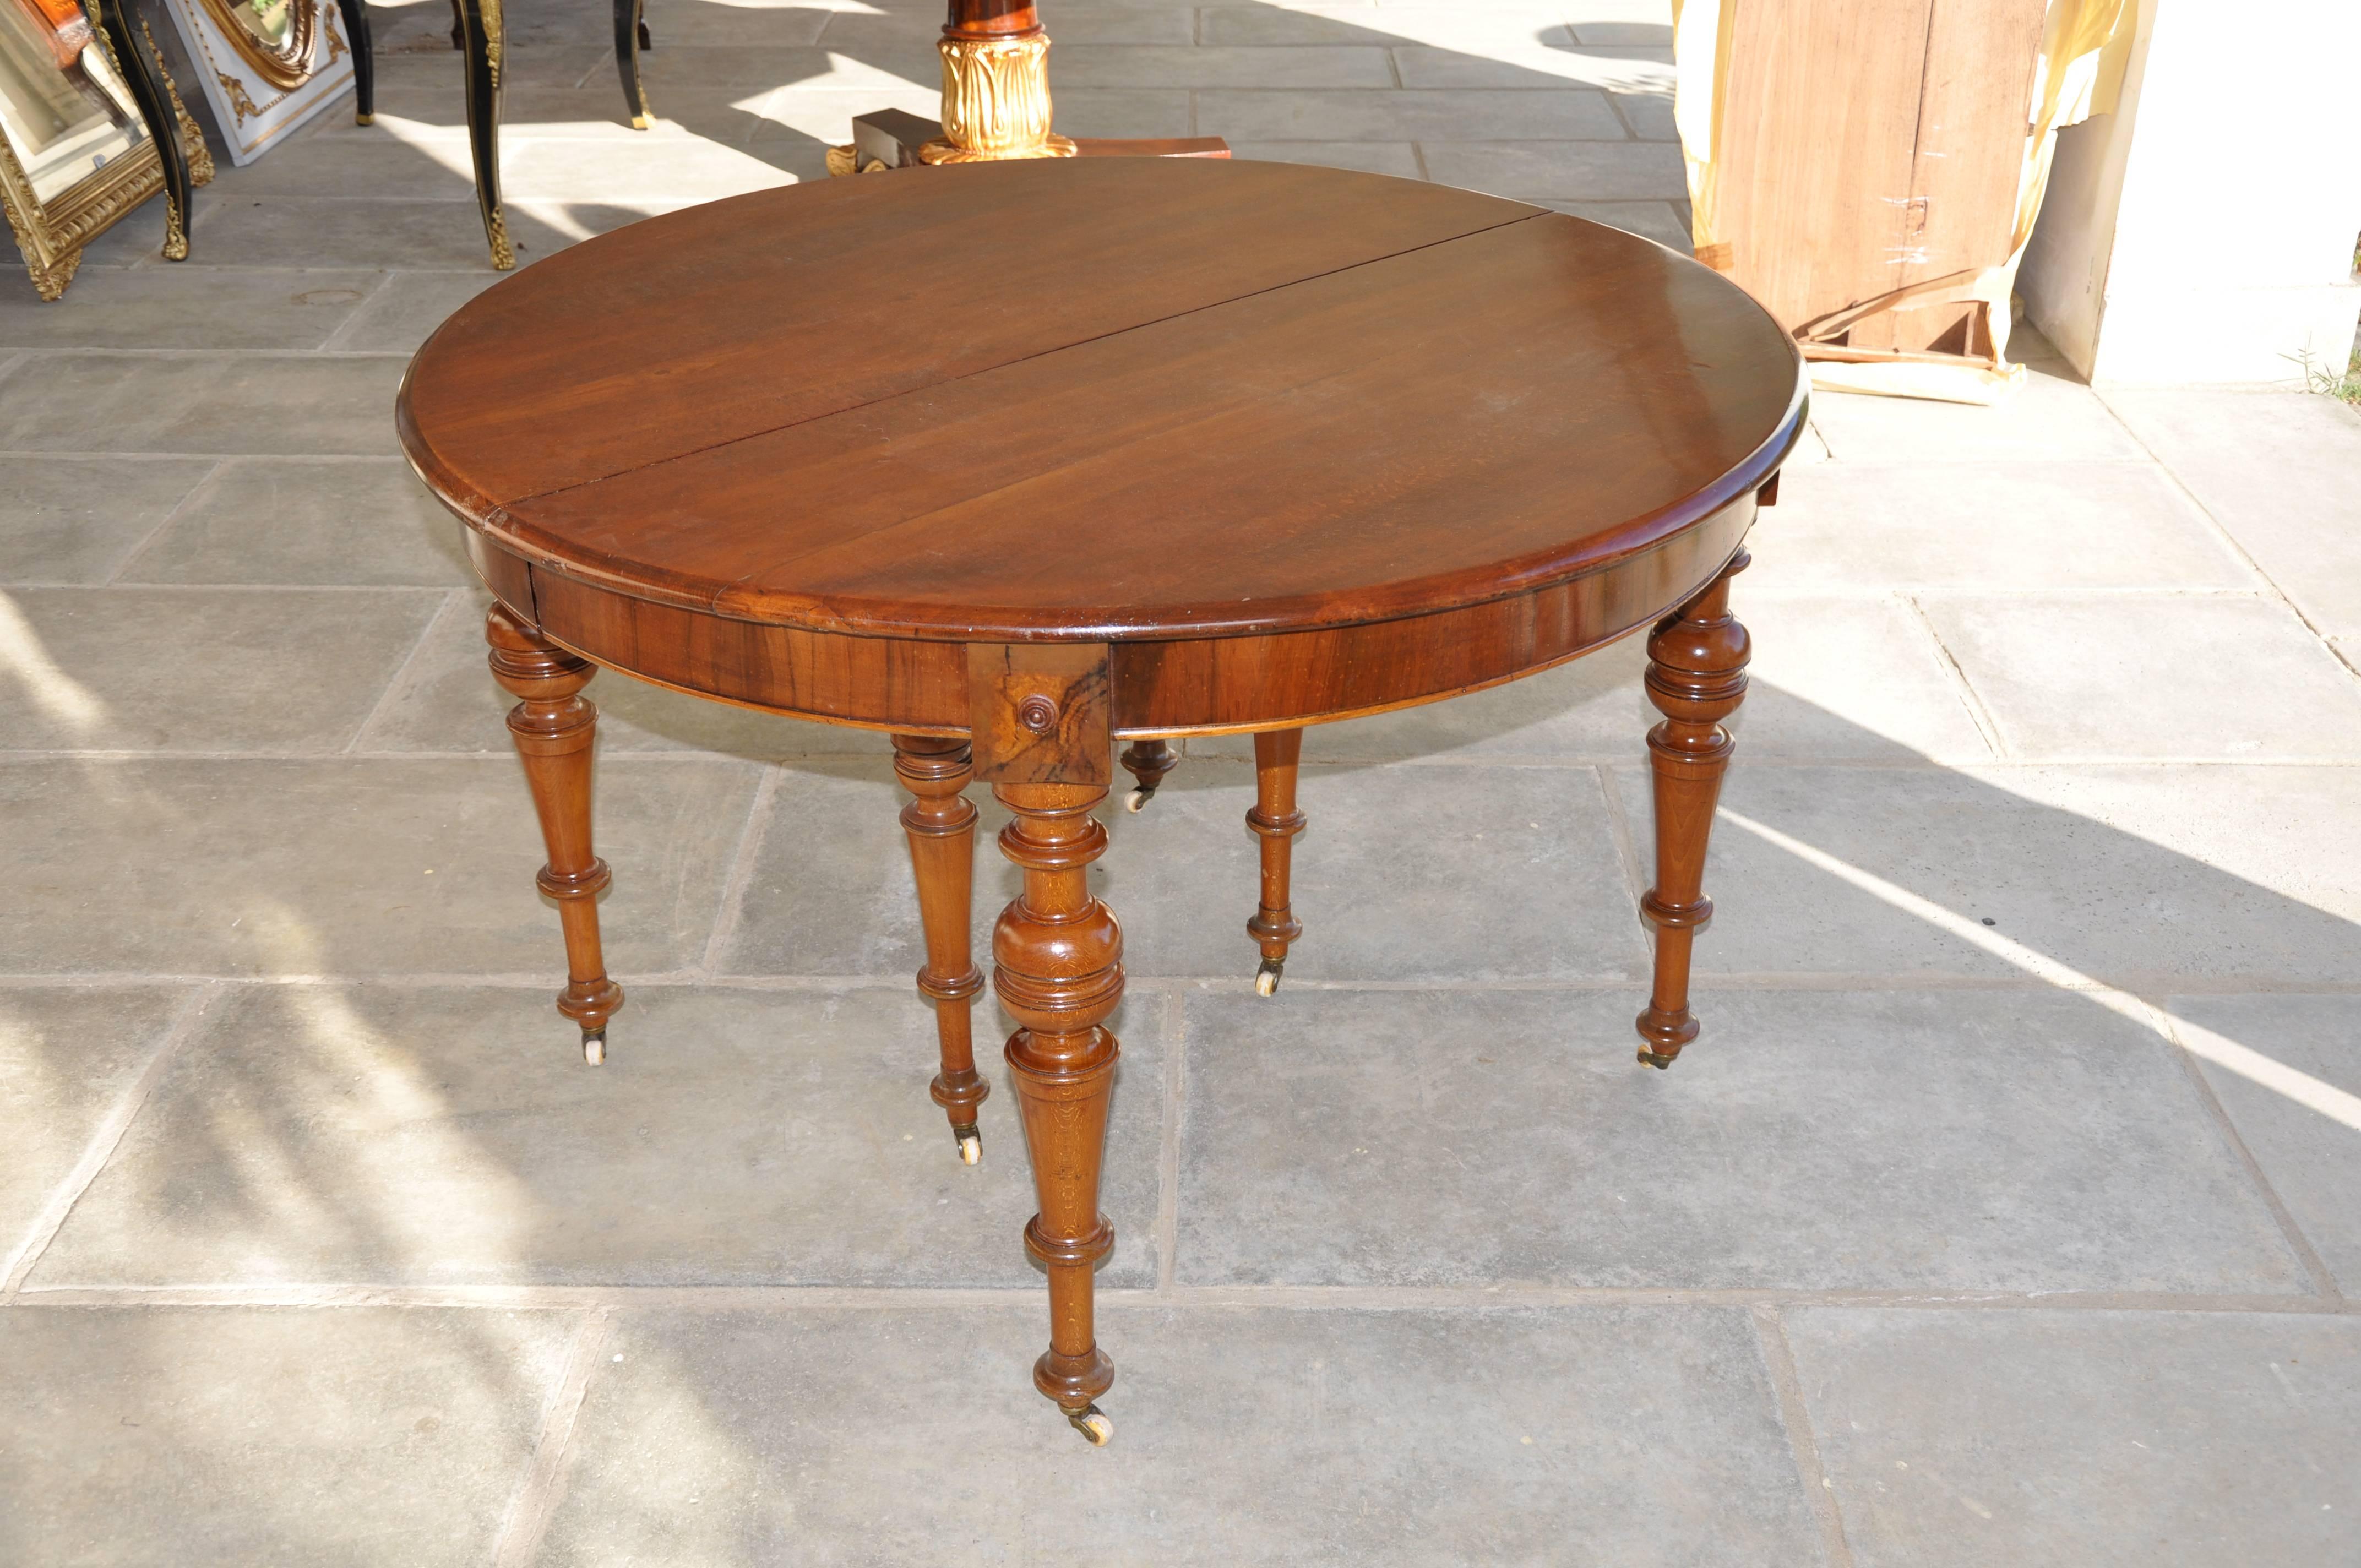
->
0;0;148;205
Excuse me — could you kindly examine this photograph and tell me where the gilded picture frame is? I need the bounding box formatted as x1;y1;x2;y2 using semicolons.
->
164;0;349;165
0;0;174;299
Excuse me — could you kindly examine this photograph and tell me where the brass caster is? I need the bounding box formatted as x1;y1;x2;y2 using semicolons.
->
1636;1049;1675;1070
1065;1404;1113;1445
1124;785;1156;813
953;1123;982;1166
583;1029;607;1066
1254;957;1283;998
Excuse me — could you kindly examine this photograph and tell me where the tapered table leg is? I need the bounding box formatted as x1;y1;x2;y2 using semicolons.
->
339;0;374;123
1636;549;1751;1067
894;734;988;1164
1246;728;1304;995
454;0;512;268
1117;737;1177;812
993;781;1120;1444
487;605;622;1061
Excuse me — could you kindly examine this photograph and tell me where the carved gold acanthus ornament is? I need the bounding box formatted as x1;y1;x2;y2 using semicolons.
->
148;21;220;188
481;0;503;88
215;69;264;124
918;31;1076;164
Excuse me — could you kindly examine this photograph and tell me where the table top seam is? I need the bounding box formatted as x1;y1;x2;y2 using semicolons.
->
484;207;1556;519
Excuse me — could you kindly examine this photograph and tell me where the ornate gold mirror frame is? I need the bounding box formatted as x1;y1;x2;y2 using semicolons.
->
194;0;310;89
0;1;208;299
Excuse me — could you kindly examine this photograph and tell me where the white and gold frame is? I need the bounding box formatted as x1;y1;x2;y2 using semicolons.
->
0;0;172;298
163;0;349;165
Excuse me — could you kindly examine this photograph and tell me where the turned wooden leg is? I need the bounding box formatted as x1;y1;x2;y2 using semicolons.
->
893;734;988;1164
1246;728;1304;996
1636;549;1750;1068
1117;737;1177;812
487;605;623;1063
993;781;1121;1445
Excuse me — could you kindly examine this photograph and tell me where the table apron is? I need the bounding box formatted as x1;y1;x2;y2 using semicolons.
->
466;493;1751;738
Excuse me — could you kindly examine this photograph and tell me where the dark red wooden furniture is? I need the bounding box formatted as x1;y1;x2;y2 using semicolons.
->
398;156;1805;1443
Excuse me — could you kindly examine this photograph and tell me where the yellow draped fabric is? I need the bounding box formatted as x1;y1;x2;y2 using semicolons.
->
1669;0;2134;403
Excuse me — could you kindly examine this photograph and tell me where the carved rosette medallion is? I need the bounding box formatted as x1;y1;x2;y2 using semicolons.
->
918;31;1076;164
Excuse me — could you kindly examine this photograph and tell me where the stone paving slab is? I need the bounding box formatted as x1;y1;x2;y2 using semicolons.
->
2101;387;2361;640
1231;141;1424;177
327;273;505;353
32;983;1163;1288
1622;763;2361;986
0;986;188;1270
0;587;442;752
1783;1308;2361;1567
722;759;1651;982
2168;993;2361;1293
1544;196;1686;243
1917;593;2361;759
0;352;409;456
176;193;629;273
1751;460;2259;594
0;757;760;976
1175;987;2306;1292
1196;86;1628;141
117;458;475;587
539;1304;1824;1566
1809;374;2150;467
0;268;383;352
0;458;216;584
0;1305;574;1568
1415;138;1684;200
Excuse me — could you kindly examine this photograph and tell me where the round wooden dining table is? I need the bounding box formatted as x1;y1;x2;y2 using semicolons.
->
397;156;1805;1444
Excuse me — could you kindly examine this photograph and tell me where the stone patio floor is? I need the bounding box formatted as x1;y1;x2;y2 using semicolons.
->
2;0;2359;1562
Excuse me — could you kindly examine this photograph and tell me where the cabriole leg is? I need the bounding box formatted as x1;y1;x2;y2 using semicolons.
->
993;781;1121;1444
1246;728;1304;996
613;0;651;128
893;734;988;1164
338;0;374;122
454;0;511;268
85;0;192;263
1117;737;1177;812
1636;548;1751;1068
487;604;622;1063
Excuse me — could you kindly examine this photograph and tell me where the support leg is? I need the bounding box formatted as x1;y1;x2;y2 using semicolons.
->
613;0;652;128
487;605;622;1061
993;782;1121;1444
87;0;192;262
454;0;512;268
1117;737;1177;812
1636;549;1750;1068
893;734;988;1164
338;0;374;123
1246;728;1304;996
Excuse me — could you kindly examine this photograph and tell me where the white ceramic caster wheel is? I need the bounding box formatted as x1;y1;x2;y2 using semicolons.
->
1124;787;1152;813
956;1130;982;1166
1254;959;1283;998
581;1031;607;1066
1067;1405;1113;1445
